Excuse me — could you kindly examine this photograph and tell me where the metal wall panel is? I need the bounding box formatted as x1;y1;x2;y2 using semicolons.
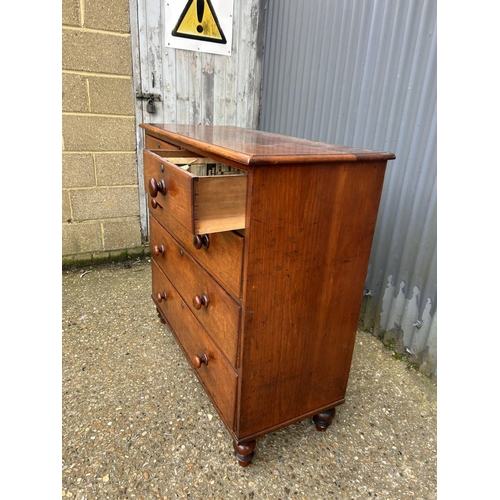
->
259;0;437;375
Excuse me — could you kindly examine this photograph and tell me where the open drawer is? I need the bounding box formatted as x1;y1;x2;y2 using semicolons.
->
144;149;247;234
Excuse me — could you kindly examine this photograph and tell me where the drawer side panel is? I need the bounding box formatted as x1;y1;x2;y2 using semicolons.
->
194;176;247;234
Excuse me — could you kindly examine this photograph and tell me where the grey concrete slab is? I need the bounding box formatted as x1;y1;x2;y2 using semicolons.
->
62;259;437;499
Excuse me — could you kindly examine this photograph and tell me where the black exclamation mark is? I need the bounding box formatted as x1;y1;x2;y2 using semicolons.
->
196;0;204;33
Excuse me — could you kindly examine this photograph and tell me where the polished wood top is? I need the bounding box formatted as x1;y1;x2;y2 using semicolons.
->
140;124;396;165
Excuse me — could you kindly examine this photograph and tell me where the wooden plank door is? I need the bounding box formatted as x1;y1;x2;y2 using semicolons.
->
128;0;267;240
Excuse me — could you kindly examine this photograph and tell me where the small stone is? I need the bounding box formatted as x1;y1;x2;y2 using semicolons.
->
103;474;109;482
143;471;150;479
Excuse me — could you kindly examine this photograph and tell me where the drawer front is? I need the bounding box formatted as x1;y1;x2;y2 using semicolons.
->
145;134;180;150
144;149;247;234
144;149;194;231
154;209;244;299
150;216;241;366
152;260;237;430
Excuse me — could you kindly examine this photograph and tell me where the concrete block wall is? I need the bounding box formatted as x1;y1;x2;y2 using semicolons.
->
62;0;145;266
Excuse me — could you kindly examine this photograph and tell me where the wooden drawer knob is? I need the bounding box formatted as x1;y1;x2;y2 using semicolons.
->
193;294;210;310
193;234;210;250
148;177;167;197
153;244;165;256
156;292;167;302
194;353;209;368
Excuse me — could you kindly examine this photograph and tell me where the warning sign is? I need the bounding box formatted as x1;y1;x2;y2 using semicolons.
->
172;0;226;44
165;0;234;56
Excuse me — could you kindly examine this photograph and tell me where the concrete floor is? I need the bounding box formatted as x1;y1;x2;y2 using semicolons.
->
62;259;437;499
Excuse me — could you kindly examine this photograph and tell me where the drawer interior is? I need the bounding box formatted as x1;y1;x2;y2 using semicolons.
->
149;149;246;177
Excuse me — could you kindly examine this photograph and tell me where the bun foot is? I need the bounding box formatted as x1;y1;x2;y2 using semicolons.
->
313;408;336;431
233;439;256;467
156;306;166;324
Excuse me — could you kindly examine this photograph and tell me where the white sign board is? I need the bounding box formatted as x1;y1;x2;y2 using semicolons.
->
165;0;234;56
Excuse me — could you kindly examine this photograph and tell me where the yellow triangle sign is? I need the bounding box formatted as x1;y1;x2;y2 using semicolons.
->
172;0;227;44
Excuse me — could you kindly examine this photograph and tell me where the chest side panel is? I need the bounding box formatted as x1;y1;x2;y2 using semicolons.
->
237;161;387;439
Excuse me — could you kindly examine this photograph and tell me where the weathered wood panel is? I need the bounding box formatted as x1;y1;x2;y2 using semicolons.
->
130;0;266;238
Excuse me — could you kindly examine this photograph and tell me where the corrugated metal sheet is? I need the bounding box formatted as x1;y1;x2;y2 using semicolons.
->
259;0;437;375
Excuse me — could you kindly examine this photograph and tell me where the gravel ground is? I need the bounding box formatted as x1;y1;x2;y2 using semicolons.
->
62;259;437;499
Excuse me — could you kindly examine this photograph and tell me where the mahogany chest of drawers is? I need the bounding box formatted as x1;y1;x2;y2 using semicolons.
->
140;123;395;466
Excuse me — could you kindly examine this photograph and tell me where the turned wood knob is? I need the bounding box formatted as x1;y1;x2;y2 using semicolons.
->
193;294;210;310
153;244;165;256
193;234;210;250
194;353;209;368
156;291;167;302
151;198;158;209
148;177;167;197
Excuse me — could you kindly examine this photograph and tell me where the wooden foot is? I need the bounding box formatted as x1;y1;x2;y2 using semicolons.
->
156;306;166;324
313;408;336;431
233;439;256;467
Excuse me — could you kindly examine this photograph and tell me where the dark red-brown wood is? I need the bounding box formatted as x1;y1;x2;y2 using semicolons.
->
140;123;395;166
233;439;256;467
152;207;244;299
151;260;238;430
236;160;387;439
313;408;336;431
142;124;395;466
149;216;241;366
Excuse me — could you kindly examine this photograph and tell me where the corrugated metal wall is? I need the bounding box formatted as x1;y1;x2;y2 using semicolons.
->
259;0;437;375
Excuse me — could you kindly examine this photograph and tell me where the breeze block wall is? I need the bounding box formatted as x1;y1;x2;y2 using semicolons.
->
62;0;145;266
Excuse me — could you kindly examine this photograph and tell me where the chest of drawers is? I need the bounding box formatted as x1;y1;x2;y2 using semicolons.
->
140;123;395;466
